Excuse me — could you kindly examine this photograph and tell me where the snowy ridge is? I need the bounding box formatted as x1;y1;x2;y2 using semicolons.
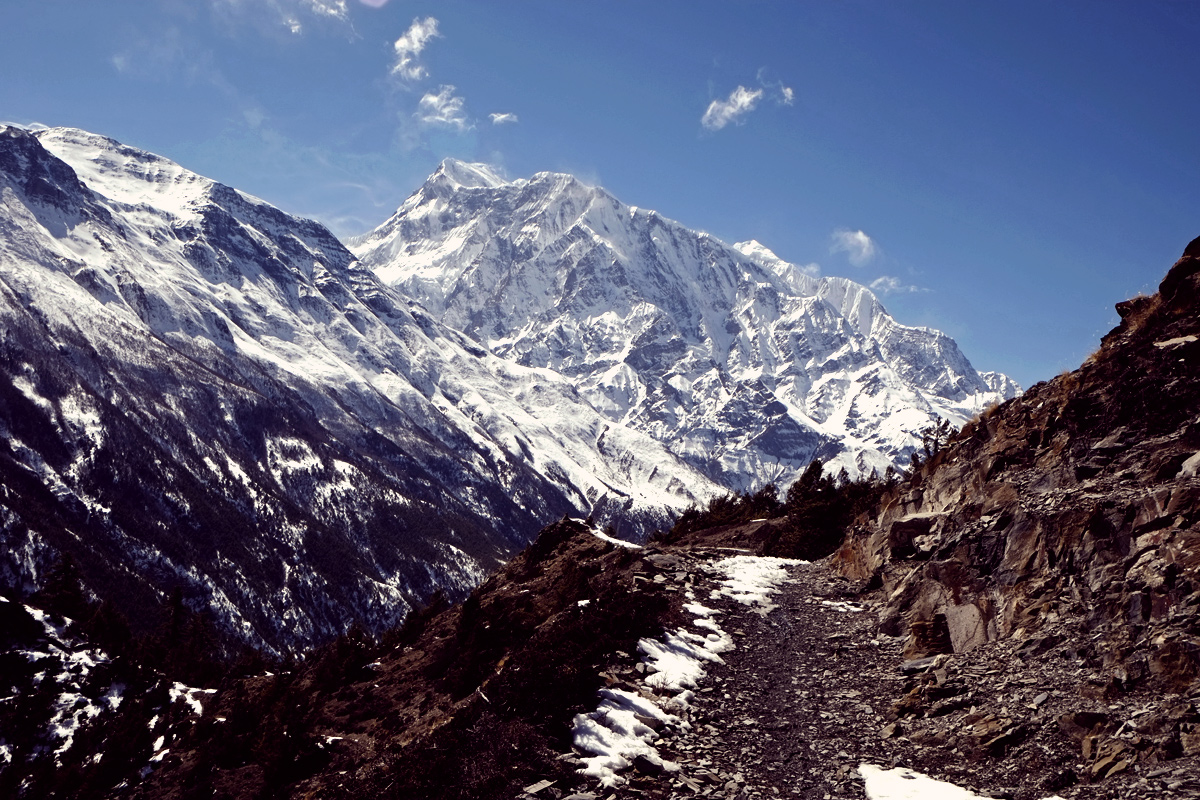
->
0;127;720;653
352;161;1019;488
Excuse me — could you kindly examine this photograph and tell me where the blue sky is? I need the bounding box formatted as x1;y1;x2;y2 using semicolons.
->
3;1;1199;388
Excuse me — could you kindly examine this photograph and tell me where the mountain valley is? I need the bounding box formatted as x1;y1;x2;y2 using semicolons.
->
0;127;1010;656
2;125;1196;800
0;127;721;656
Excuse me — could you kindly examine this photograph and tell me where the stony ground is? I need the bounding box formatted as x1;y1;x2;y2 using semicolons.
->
541;548;1200;800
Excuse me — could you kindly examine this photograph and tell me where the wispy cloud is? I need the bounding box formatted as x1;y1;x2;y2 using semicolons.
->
869;276;925;295
206;0;352;36
416;85;470;130
112;26;229;88
830;228;879;267
702;68;794;131
305;0;349;21
701;85;764;131
0;120;50;131
755;67;794;107
384;17;478;143
392;16;440;82
111;25;271;128
489;112;518;125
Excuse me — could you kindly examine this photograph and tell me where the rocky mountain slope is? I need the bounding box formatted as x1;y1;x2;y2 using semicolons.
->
835;238;1200;786
350;160;1019;488
25;240;1186;800
837;237;1200;664
0;126;718;655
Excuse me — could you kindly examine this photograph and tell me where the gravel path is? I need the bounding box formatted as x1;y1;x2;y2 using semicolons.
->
563;548;1200;800
649;557;901;800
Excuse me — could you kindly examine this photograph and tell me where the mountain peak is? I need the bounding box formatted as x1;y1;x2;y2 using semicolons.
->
431;158;508;190
733;239;780;262
734;239;821;291
32;125;218;217
353;163;1019;486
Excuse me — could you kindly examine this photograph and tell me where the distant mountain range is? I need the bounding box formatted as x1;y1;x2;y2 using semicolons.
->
0;126;1014;653
351;159;1018;489
0;127;716;654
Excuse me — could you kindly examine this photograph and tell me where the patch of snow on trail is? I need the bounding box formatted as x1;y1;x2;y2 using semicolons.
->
572;555;800;787
573;688;680;786
710;554;806;613
820;599;865;613
682;601;718;617
858;764;1066;800
640;628;732;692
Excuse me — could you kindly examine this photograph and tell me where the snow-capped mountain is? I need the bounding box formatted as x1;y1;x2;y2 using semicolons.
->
0;127;718;653
351;160;1020;488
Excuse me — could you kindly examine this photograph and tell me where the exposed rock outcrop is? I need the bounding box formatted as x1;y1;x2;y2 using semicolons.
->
836;239;1200;767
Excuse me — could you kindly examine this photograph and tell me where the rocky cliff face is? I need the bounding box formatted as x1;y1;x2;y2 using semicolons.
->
836;239;1200;768
351;160;1019;489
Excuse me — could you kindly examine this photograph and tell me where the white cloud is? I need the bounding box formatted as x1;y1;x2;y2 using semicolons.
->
753;67;795;107
701;85;764;131
0;120;50;132
830;228;879;267
869;276;924;295
489;112;518;125
305;0;348;21
392;16;440;82
206;0;351;35
416;85;470;130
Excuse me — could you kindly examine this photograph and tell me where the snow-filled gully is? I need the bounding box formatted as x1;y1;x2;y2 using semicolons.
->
568;552;1065;800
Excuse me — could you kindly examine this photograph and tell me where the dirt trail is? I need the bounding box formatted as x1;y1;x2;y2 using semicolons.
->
649;557;904;800
571;549;1200;800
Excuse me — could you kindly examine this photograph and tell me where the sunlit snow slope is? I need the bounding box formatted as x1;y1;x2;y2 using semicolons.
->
351;161;1020;488
0;127;718;654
